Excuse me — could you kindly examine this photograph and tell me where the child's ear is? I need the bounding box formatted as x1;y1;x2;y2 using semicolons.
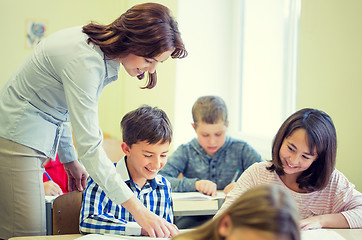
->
218;214;233;237
121;142;131;156
226;121;229;128
191;123;196;131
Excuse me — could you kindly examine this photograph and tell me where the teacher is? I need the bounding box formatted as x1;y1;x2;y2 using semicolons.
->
0;3;187;239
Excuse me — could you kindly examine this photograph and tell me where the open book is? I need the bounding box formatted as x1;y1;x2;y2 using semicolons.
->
171;191;225;201
301;229;346;240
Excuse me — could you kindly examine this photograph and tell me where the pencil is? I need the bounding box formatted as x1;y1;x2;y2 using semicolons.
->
231;169;240;183
45;171;53;181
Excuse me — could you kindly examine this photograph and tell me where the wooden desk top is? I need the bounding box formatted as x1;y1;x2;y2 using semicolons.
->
9;234;82;240
8;229;362;240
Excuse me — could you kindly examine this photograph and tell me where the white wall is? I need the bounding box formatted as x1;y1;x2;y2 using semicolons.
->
174;0;241;149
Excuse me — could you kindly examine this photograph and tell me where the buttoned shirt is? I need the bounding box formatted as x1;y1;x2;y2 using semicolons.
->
80;157;173;235
159;136;263;192
0;26;133;204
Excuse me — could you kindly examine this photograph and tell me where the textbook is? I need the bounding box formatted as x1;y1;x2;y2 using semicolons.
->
171;191;225;201
75;234;169;239
301;229;345;240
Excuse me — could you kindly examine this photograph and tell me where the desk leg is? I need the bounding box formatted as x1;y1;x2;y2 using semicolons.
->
45;202;53;235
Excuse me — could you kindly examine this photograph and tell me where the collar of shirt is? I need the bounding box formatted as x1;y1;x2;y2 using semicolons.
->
115;156;167;191
190;136;232;157
93;44;120;80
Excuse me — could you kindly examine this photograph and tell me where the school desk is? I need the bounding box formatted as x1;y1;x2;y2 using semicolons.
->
172;191;225;216
44;191;226;235
8;229;362;240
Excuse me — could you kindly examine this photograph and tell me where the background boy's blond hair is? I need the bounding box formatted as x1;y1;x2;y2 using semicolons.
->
192;96;228;128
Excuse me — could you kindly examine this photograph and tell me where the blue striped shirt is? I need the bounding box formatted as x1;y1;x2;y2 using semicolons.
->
80;157;173;235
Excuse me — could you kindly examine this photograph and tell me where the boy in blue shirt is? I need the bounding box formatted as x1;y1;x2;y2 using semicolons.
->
159;95;263;228
80;105;175;236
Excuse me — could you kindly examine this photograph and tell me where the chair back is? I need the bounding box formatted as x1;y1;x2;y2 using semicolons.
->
52;190;83;235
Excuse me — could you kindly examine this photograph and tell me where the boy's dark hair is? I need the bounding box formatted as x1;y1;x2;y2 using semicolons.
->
192;96;228;128
121;105;172;146
268;108;337;192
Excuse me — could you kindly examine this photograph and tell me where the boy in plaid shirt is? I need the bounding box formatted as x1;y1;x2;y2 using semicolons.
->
80;105;175;236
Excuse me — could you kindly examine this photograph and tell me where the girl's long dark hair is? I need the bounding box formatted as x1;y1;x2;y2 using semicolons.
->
268;108;337;192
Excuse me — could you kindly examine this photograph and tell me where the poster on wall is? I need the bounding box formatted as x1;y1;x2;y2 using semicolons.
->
26;20;46;48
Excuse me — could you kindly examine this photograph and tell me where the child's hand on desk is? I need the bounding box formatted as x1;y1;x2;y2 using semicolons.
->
43;181;62;196
300;216;322;230
223;182;236;194
195;180;217;196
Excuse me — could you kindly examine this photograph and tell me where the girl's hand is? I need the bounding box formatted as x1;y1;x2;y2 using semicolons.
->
300;216;322;230
43;181;63;196
223;182;236;194
301;213;350;230
195;180;217;197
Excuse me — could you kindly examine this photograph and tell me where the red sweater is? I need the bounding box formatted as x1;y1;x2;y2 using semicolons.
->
43;154;69;193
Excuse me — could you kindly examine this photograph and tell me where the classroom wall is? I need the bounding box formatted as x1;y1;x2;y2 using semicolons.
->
0;0;120;85
298;0;362;191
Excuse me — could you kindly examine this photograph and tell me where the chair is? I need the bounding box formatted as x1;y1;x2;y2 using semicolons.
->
52;190;83;235
102;134;124;163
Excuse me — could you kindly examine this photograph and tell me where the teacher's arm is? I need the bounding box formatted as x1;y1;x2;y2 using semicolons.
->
57;122;87;191
61;55;176;237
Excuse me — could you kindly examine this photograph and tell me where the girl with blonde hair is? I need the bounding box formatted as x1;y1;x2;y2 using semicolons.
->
173;184;300;240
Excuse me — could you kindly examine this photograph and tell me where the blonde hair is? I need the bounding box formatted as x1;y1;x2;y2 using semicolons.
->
192;96;228;128
173;184;300;240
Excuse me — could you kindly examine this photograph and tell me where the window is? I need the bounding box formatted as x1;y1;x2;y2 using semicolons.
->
174;0;300;159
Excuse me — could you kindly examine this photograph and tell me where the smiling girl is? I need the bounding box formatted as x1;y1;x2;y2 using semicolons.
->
217;108;362;230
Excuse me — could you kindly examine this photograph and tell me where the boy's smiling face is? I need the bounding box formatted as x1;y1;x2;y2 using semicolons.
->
193;120;228;157
122;140;170;188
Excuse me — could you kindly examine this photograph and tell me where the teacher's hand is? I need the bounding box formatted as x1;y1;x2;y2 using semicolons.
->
63;160;88;192
123;195;179;238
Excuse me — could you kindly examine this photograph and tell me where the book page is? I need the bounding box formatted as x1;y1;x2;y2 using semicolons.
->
172;191;225;201
75;234;170;240
301;229;346;240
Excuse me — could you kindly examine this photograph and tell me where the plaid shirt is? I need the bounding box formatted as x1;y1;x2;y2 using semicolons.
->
79;157;173;235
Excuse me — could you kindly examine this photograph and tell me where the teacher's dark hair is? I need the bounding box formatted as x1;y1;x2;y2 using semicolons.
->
268;108;337;192
83;3;187;89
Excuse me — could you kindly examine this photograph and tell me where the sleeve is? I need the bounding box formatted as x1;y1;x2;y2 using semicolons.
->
159;145;198;192
61;54;133;205
240;142;264;171
163;180;174;224
57;122;77;164
332;171;362;228
79;179;141;235
216;163;259;216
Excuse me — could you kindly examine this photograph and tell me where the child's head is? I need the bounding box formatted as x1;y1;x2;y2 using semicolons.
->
173;184;300;240
192;95;228;127
120;105;172;186
191;96;229;156
270;108;337;192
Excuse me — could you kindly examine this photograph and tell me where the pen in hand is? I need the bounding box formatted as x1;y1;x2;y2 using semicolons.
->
231;169;240;183
45;171;53;182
